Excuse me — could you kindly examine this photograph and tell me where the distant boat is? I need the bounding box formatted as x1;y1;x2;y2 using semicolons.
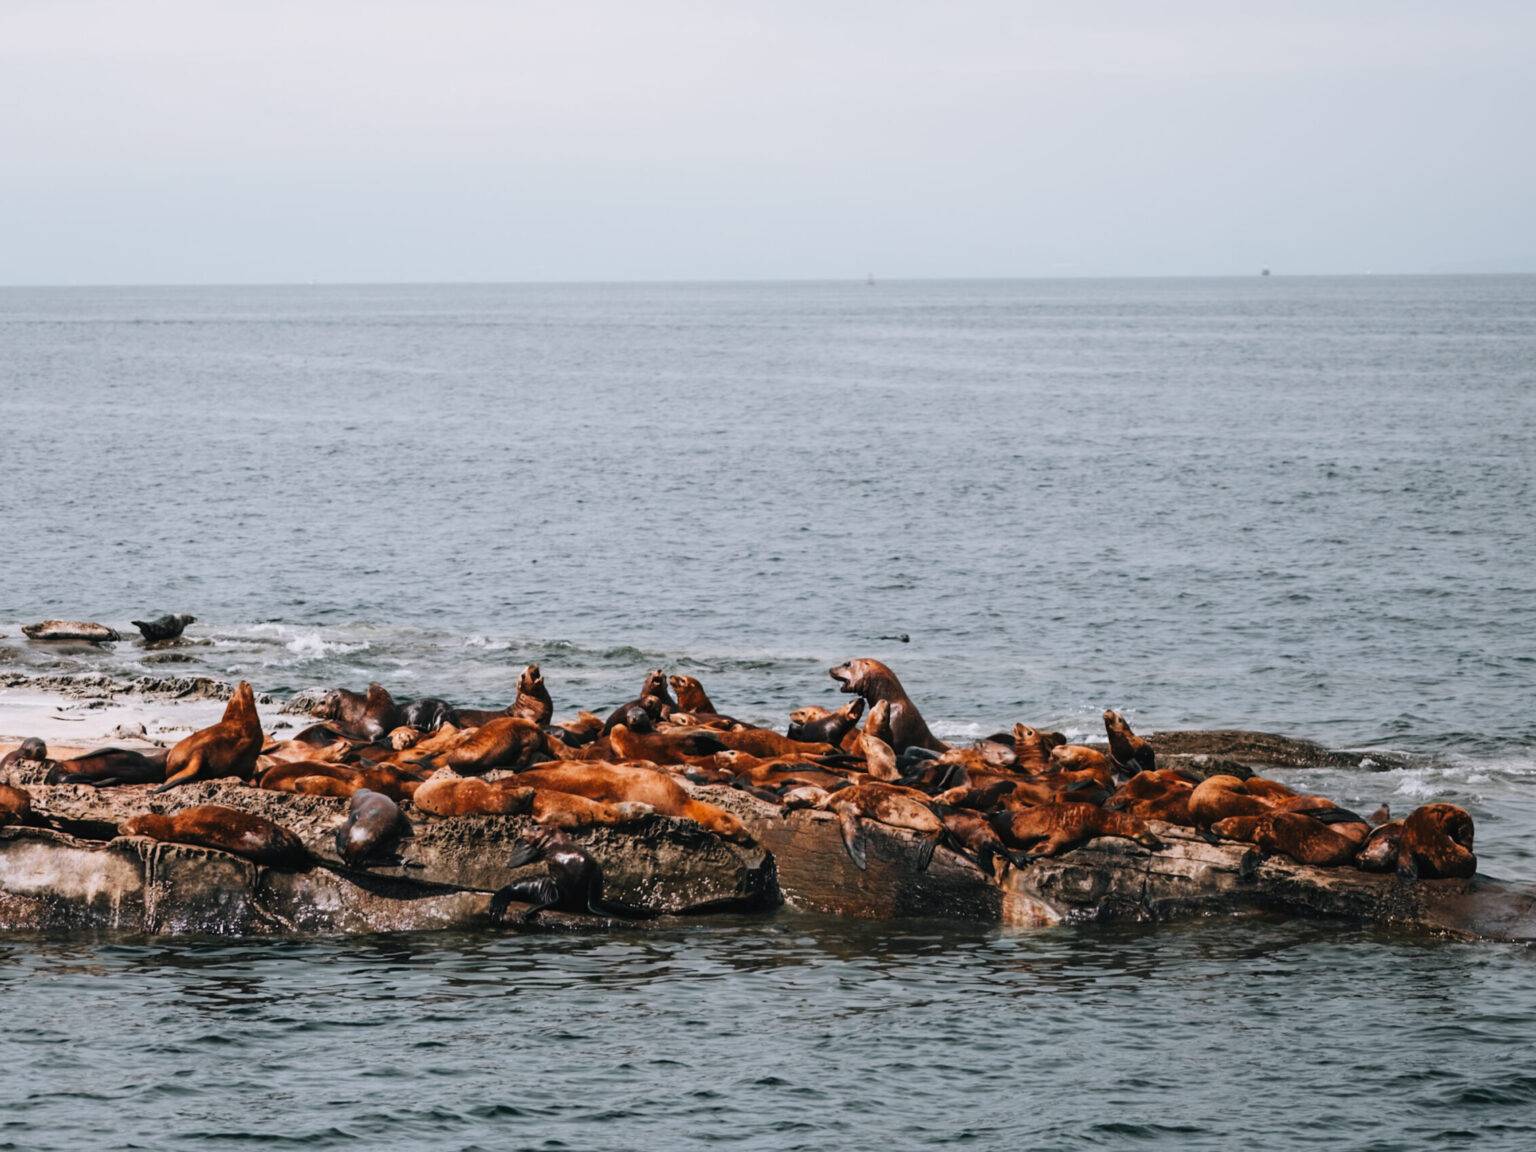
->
866;273;876;286
1261;268;1271;277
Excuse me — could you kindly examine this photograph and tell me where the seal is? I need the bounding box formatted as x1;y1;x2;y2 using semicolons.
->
131;613;196;642
120;805;308;869
334;788;410;865
1;737;48;772
989;803;1163;860
21;620;122;642
156;681;264;792
787;698;864;745
1103;710;1155;774
316;683;401;742
1397;803;1476;879
50;746;168;787
512;664;554;725
514;762;752;843
489;830;656;923
828;659;946;753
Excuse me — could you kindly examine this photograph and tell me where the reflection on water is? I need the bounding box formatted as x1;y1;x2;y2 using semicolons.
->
1;916;1534;1151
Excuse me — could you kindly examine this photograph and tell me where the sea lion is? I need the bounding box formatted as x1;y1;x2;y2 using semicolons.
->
601;671;676;732
315;683;401;742
258;759;420;801
812;782;944;870
50;746;168;786
1397;803;1476;880
489;831;655;923
989;803;1163;860
1355;820;1404;872
705;726;835;760
400;697;458;732
939;809;1026;877
606;723;727;764
512;664;554;725
1103;710;1155;774
548;711;604;747
668;674;718;715
787;698;864;745
404;715;546;775
1212;810;1365;867
0;783;33;827
21;620;122;642
120;805;308;869
411;772;537;817
1;738;48;772
131;613;196;642
513;762;752;844
156;681;264;792
829;659;946;753
334;788;410;865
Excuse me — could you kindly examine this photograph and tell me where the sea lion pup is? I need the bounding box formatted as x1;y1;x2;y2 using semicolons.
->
405;716;547;775
1211;810;1366;867
787;697;865;745
335;788;410;865
806;782;944;871
828;659;946;753
315;683;402;742
131;613;196;643
120;805;308;869
1397;803;1477;880
1;737;49;772
668;674;719;716
513;762;752;844
989;803;1164;861
399;697;458;733
50;746;168;787
1103;710;1155;774
511;664;554;725
489;831;656;924
155;680;264;793
1355;820;1404;872
0;782;33;827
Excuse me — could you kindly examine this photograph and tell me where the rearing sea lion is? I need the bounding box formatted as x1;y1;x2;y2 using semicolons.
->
156;681;264;792
1103;710;1155;774
829;658;946;753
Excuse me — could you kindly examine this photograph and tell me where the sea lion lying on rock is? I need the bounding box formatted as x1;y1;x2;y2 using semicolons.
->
989;802;1163;861
514;762;751;844
121;805;308;869
50;746;167;787
335;788;411;865
1;738;49;773
1397;803;1476;879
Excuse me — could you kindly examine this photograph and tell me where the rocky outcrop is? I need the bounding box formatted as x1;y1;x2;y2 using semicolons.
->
1148;729;1413;770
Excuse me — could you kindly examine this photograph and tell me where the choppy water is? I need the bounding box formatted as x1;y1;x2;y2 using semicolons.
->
2;277;1535;1149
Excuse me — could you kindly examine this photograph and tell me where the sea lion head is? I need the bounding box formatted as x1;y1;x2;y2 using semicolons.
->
14;737;47;763
829;658;895;697
518;664;543;693
640;669;672;702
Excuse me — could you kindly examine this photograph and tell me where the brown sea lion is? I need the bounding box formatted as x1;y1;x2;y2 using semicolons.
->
604;724;727;765
549;711;605;747
258;759;420;802
405;716;546;775
829;659;946;753
411;773;537;817
156;681;264;793
668;674;718;715
513;762;751;844
315;683;401;742
120;805;308;869
1;738;49;772
1103;710;1155;774
512;664;554;725
788;698;865;745
1212;810;1364;867
335;788;410;865
813;782;944;870
989;803;1163;860
50;746;168;787
0;783;33;827
939;809;1026;877
1397;803;1476;879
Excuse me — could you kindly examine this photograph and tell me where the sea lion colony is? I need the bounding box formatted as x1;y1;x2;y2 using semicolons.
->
0;659;1477;925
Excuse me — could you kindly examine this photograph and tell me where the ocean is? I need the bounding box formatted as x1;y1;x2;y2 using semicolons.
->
1;276;1534;1149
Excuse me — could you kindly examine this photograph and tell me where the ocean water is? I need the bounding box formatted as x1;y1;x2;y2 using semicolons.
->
2;277;1535;1148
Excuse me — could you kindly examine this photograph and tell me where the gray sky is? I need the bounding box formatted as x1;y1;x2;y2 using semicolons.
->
3;0;1532;283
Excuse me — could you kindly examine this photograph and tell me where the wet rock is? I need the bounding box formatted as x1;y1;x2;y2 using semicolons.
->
1149;729;1413;770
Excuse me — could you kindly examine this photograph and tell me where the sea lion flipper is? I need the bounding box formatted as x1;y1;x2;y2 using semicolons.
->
915;834;937;872
1305;806;1366;826
1198;828;1222;845
1238;848;1265;884
836;808;868;871
504;841;545;870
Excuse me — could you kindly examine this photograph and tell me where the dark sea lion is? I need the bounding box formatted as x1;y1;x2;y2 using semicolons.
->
315;683;401;742
21;620;122;642
400;697;458;732
828;658;946;753
787;697;864;745
512;664;554;725
1103;710;1156;773
156;681;264;792
601;670;676;733
1;738;48;772
514;762;752;843
1355;820;1404;872
51;746;168;786
121;805;308;868
989;803;1163;861
0;782;33;826
1397;803;1477;880
548;711;604;747
335;788;410;865
131;613;196;642
489;830;656;924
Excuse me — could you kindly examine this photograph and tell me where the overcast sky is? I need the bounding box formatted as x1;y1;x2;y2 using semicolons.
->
3;1;1532;283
